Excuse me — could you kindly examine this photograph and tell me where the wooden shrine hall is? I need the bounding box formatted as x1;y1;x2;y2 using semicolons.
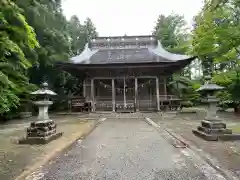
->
57;35;195;112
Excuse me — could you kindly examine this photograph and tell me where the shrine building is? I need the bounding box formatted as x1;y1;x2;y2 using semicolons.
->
57;35;195;112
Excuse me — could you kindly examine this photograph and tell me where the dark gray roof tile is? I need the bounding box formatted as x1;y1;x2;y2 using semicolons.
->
70;35;194;64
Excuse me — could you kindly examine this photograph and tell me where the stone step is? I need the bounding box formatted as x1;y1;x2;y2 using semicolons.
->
201;120;226;129
218;134;240;141
193;129;240;141
19;132;63;144
192;129;218;141
197;126;232;135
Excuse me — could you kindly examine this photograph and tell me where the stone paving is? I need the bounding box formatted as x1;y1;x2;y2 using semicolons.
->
33;113;228;180
0;114;97;180
148;112;240;179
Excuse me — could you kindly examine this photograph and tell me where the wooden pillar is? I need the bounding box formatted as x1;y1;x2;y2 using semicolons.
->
91;78;95;111
123;76;126;108
164;77;167;96
135;77;139;111
150;87;152;108
83;79;86;97
156;77;160;111
112;79;115;112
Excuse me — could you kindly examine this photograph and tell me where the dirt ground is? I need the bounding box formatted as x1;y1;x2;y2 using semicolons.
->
149;111;240;178
1;111;240;180
0;114;97;180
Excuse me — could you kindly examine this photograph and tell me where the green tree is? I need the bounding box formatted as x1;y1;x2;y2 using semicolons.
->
192;0;240;75
15;0;71;86
83;17;98;42
15;0;98;111
153;13;193;78
168;76;201;105
0;0;39;115
68;15;86;56
153;13;195;99
192;0;240;111
153;13;190;54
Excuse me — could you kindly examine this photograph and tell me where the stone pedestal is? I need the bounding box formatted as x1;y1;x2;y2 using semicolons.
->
192;119;240;141
34;101;53;120
203;96;220;121
38;106;50;120
18;82;63;144
19;120;63;144
192;76;240;141
19;100;63;144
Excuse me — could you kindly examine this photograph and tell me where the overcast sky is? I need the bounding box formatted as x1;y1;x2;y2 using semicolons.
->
62;0;203;36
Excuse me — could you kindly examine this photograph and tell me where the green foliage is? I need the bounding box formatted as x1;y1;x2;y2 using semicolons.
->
192;0;240;75
153;13;193;79
213;70;236;86
153;13;190;53
0;0;98;118
0;0;38;115
180;101;194;109
15;0;98;99
67;16;98;56
153;13;201;104
168;75;201;104
67;15;86;56
191;0;240;112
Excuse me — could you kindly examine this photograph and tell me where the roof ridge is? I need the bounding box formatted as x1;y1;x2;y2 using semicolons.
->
93;35;155;39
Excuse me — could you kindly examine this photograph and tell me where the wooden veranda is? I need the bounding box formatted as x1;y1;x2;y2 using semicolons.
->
80;76;181;112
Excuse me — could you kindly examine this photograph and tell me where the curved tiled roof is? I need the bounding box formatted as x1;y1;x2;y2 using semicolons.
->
196;84;224;91
69;36;194;64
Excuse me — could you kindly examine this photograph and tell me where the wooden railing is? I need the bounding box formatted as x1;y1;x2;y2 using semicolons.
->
69;95;181;112
159;95;181;100
95;95;180;100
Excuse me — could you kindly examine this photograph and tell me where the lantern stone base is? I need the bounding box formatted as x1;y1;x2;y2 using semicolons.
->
192;120;240;141
18;120;63;145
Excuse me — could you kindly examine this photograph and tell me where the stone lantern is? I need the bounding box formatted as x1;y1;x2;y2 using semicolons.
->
196;76;224;121
19;82;63;144
193;76;240;141
31;82;56;121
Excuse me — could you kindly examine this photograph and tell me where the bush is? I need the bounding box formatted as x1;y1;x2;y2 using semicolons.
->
180;101;193;109
218;100;240;112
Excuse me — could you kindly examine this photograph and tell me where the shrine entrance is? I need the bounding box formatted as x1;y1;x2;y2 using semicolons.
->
137;78;157;111
115;77;135;112
92;76;159;112
94;77;136;112
95;79;113;111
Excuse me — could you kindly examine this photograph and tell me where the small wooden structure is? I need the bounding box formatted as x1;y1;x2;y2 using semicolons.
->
57;35;195;112
70;96;91;112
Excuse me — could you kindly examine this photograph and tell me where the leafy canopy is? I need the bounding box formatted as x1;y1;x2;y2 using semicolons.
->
0;0;39;114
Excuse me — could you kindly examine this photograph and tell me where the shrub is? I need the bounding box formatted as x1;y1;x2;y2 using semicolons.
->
180;101;193;109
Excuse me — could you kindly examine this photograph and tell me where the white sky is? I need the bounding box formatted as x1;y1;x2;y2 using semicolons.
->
62;0;204;36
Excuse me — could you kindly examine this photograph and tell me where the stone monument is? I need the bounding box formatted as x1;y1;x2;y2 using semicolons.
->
19;82;63;144
192;76;240;141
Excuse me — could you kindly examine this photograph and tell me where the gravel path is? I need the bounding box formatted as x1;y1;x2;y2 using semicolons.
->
147;112;240;178
30;114;228;180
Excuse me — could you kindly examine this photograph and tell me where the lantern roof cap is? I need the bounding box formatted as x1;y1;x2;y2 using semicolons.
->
31;82;57;95
196;76;224;92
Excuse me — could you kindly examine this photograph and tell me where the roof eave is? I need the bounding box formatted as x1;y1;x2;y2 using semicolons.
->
56;56;195;71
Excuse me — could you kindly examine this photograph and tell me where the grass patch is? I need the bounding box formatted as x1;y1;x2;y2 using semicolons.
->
231;125;240;133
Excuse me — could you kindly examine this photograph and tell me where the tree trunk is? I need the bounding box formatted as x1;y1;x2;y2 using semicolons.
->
234;104;240;114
